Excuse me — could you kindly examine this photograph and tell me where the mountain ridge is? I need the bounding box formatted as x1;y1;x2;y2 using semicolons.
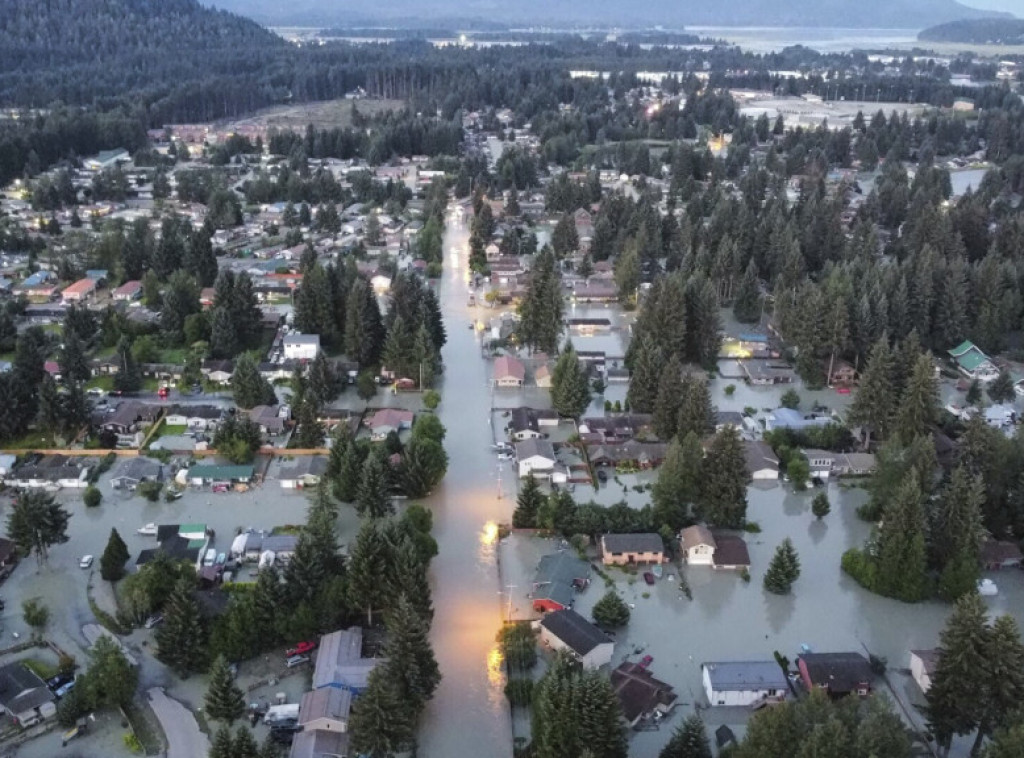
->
202;0;1010;30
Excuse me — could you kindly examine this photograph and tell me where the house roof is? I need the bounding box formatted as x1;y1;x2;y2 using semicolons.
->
680;525;715;552
509;407;558;432
535;552;589;586
261;534;299;554
111;457;163;482
539;609;612;656
711;533;751;568
703;661;788;692
284;333;320;346
288;729;348;758
494;355;525;381
187;464;254;480
280;456;328;481
610;662;677;722
515;439;555;461
113;280;142;296
62;278;96;296
980;538;1023;565
0;663;52;714
911;649;939;675
366;408;414;431
602;533;663;555
312;628;381;691
799;652;873;692
298;686;351;725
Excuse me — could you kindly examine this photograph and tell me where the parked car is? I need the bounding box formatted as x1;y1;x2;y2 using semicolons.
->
46;673;74;692
639;655;654;669
285;655;310;668
54;679;76;699
643;572;655;585
285;641;317;657
79;555;93;569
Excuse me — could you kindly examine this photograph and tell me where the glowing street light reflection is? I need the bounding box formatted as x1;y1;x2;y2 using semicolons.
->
481;521;498;546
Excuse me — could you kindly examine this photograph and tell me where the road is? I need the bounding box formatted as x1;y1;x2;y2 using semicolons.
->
147;687;209;758
417;206;514;756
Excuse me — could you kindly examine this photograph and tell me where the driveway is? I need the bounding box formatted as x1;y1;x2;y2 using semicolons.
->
148;687;208;758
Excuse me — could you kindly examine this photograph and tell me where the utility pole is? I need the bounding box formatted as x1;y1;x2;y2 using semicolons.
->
504;584;516;623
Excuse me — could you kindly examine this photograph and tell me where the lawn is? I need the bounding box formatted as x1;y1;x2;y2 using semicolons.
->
157;348;189;364
160;424;187;436
85;375;115;391
3;429;56;450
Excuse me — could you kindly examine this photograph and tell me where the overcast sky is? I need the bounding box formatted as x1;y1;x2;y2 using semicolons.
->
962;0;1022;16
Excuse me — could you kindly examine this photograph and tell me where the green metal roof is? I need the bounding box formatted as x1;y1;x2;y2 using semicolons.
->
948;340;977;358
956;350;991;372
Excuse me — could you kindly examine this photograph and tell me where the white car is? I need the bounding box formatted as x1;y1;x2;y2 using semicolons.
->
79;555;93;569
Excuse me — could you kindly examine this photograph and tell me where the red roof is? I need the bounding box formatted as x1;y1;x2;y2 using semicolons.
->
113;280;142;297
495;355;526;381
62;278;96;296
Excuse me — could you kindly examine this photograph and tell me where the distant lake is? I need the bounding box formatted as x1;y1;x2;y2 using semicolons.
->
689;26;921;53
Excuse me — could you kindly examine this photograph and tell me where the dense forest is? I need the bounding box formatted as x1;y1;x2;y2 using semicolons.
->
919;19;1024;45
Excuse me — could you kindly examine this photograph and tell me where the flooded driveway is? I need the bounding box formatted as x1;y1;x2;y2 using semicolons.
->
416;207;514;756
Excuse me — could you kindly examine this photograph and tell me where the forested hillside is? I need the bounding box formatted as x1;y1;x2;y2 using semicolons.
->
919;18;1024;44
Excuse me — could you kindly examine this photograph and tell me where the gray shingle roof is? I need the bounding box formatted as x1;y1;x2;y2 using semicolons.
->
540;609;612;656
703;661;788;692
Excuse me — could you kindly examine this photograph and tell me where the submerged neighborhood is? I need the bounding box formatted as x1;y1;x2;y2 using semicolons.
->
0;1;1024;757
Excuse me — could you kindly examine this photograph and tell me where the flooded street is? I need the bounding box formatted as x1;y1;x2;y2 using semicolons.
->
417;207;514;755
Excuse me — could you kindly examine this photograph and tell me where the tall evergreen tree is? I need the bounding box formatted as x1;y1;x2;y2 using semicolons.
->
652;357;684;440
700;427;749;528
348;666;414;758
651;433;702;531
513;473;544;528
230;354;275;409
626;335;662;413
763;539;801;595
518;247;564;354
974;616;1024;755
933;466;985;601
99;528;130;581
894;352;939;444
874;471;930;602
732;258;762;324
550;343;591;419
204;655;245;724
344;278;384;367
356;451;393;519
155;576;207;676
347;521;390;626
677;375;714;440
381;595;441;712
848;336;897;446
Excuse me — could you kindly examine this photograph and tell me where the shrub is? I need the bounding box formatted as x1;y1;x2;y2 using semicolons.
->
724;384;736;396
841;548;877;591
422;390;441;410
23;598;50;628
137;481;162;502
504;678;534;706
780;389;801;409
742;521;762;533
83;485;102;508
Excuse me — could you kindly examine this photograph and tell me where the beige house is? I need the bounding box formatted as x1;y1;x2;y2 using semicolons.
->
535;364;552;388
601;533;664;566
680;525;716;565
910;649;938;694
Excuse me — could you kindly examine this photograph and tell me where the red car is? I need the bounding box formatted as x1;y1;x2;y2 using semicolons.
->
285;641;317;657
639;655;653;670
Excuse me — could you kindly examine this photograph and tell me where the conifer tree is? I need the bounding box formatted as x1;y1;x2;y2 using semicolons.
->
209;726;233;758
732;259;761;324
659;715;712;758
381;595;441;712
513;473;543;528
651;433;702;531
763;539;800;595
699;427;749;528
874;471;930;602
550;343;591;419
232;725;259;758
652;357;684;440
894;352;939;444
848;336;896;446
356;450;393;519
99;528;130;581
677;375;714;440
811;492;831;520
204;655;245;724
974;616;1024;755
626;335;662;413
349;667;414;757
155;576;207;676
347;521;390;626
933;466;985;601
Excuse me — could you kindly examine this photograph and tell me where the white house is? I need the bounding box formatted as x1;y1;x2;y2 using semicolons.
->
538;609;614;670
910;649;938;694
802;449;835;480
680;525;716;566
702;661;788;707
283;334;321;361
516;439;557;478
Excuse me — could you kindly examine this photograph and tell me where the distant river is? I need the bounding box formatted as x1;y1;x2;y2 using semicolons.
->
689;26;921;53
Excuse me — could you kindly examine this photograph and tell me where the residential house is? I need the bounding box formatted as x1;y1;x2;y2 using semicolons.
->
260;534;299;563
280;457;329;489
910;650;938;694
365;408;414;441
588;441;667;470
534;364;552;388
112;280;142;301
201;359;234;384
701;661;789;707
538;609;614;669
948;340;999;382
311;628;381;693
573;208;594;242
283;334;321;361
84;148;129;171
765;408;833;433
7;455;91;490
297;686;350;734
679;526;750;570
531;552;590;613
566;317;611;335
102;401;161;447
109;457;163;491
802;449;835;480
515;439;558;479
828;359;857;386
571;283;618;303
508;407;559;440
0;454;16;480
797;653;873;698
249;405;288;437
61;278;96;303
832;453;877;477
601;533;664;566
611;662;677;728
578;415;653;443
744;441;780;480
980;538;1023;570
493;355;526;388
0;663;56;727
715;411;744;432
136;524;210;571
165;405;222;431
742;361;796;385
185;464;254;487
985;404;1017;429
